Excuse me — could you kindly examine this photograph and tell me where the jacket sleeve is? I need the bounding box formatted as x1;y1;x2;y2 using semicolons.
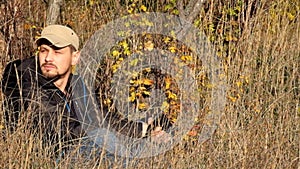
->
2;60;35;131
2;60;22;130
2;60;21;98
72;77;147;139
104;110;146;138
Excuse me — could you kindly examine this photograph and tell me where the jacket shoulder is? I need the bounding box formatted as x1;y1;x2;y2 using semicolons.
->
2;56;37;94
3;56;36;74
17;56;37;71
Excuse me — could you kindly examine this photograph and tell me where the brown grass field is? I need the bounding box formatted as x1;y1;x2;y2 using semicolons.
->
0;0;299;168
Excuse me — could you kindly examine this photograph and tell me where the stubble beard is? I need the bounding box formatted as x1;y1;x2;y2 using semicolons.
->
42;68;71;83
42;70;59;79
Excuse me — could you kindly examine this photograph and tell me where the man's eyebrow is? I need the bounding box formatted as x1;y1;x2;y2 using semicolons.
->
39;46;47;50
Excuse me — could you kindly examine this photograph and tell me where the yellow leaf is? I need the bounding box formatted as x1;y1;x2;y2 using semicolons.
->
169;46;177;53
171;117;177;123
138;103;148;109
143;78;154;85
129;86;135;92
228;96;237;102
112;64;120;73
172;9;179;15
89;0;94;6
225;34;238;42
166;91;177;100
132;79;143;85
144;67;151;72
141;17;154;26
255;108;261;113
136;92;142;97
144;40;154;51
128;92;136;102
124;49;131;56
287;12;295;21
206;83;214;89
245;76;249;84
117;31;125;37
125;22;131;27
104;99;111;105
170;100;177;105
170;30;176;38
180;55;192;62
140;5;147;12
112;50;120;57
165;77;171;89
164;37;171;43
127;7;134;14
119;41;128;48
138;86;147;91
143;90;151;96
236;81;242;88
131;71;139;78
129;79;135;84
35;35;41;40
161;101;169;111
130;58;139;66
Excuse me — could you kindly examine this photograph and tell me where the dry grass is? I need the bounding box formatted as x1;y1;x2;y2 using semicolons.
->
0;0;299;168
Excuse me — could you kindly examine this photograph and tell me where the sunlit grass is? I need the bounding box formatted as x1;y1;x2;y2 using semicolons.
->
0;0;299;168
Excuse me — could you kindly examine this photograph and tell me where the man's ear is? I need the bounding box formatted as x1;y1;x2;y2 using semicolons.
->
72;51;80;65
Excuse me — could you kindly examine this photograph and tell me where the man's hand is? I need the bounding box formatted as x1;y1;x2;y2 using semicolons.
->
150;126;172;144
143;117;172;144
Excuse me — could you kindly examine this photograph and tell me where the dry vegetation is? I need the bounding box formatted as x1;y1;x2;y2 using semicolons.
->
0;0;299;168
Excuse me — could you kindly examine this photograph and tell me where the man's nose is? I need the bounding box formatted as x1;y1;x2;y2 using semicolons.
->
45;49;55;61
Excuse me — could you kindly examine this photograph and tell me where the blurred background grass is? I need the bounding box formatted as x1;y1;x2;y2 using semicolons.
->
0;0;299;168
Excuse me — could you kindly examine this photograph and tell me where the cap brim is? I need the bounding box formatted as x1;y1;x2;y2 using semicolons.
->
36;35;71;48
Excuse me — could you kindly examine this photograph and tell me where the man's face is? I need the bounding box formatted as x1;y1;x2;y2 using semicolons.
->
38;44;79;79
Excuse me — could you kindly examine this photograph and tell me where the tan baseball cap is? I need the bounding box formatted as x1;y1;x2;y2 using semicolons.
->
36;25;79;51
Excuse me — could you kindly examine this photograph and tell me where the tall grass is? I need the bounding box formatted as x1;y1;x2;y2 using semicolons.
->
0;0;299;168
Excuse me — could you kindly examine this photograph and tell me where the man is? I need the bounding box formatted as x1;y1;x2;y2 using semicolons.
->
2;26;173;168
1;25;151;152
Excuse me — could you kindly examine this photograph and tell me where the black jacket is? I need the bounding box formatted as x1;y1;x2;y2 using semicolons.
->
1;56;145;148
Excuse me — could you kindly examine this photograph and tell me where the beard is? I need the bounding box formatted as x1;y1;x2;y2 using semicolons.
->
42;70;59;79
41;63;59;79
41;63;69;80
